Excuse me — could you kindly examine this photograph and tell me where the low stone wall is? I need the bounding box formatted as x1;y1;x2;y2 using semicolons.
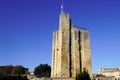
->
52;77;75;80
33;78;51;80
31;77;75;80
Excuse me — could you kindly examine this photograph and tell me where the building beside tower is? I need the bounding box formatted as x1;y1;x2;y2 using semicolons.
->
92;67;120;80
51;11;92;79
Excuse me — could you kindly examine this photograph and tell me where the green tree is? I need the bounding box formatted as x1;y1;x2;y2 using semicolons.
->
34;64;51;78
12;66;27;76
76;68;91;80
0;65;14;75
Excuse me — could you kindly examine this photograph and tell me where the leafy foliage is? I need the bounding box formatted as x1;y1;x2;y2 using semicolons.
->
12;66;28;75
0;65;28;80
0;65;14;75
76;68;91;80
0;65;28;76
34;64;51;78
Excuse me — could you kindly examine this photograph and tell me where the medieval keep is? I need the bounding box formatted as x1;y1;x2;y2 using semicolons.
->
51;10;92;79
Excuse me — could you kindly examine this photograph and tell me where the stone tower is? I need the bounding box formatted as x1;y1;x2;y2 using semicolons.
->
51;11;92;79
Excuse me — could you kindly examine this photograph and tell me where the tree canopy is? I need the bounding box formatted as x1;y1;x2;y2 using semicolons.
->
0;65;28;80
34;64;51;78
0;65;14;75
76;68;91;80
0;65;28;76
12;66;28;75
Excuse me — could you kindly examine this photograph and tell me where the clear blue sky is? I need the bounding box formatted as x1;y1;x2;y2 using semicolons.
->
0;0;120;73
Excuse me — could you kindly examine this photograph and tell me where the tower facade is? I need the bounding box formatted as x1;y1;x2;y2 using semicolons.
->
51;11;92;79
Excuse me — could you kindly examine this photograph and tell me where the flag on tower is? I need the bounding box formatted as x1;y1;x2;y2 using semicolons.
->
61;0;64;11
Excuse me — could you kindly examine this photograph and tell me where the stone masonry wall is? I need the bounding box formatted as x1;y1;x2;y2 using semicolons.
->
51;11;92;78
